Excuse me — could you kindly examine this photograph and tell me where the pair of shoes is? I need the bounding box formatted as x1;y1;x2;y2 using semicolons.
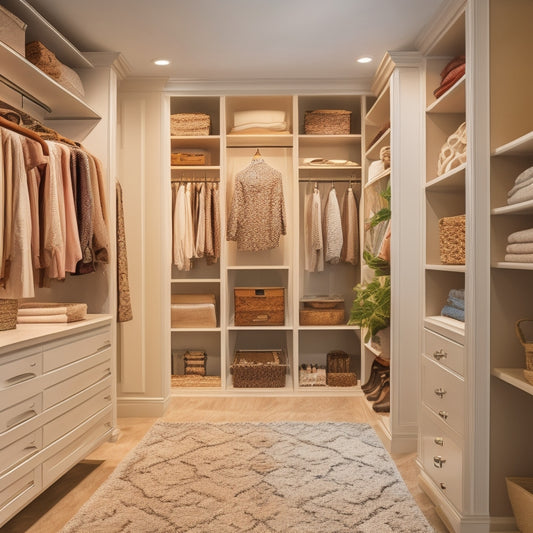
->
366;371;389;401
361;358;389;393
372;380;390;412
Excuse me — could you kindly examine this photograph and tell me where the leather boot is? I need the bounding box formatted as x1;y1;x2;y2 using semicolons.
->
366;371;389;401
372;379;390;412
361;358;389;393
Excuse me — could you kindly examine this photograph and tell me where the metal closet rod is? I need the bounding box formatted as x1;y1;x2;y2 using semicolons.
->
171;176;220;182
0;74;52;114
299;177;361;183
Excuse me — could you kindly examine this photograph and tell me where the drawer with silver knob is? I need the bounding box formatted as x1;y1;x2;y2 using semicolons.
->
420;405;463;512
423;328;464;376
421;356;465;436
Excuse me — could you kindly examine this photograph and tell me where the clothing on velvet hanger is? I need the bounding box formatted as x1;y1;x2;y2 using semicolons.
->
0;115;49;155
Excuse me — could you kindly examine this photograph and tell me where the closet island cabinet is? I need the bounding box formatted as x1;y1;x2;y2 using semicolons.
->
0;0;119;527
167;93;364;395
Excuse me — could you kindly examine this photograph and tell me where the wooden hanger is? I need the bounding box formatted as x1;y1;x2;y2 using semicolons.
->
0;115;49;155
252;148;262;160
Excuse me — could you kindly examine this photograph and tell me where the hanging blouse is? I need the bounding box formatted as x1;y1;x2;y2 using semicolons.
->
194;183;206;258
227;158;287;251
323;186;343;264
304;185;324;272
340;186;359;265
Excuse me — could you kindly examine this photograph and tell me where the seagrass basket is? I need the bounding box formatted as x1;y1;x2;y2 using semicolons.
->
515;319;533;385
439;214;465;265
304;109;351;135
231;349;287;388
0;298;18;330
170;113;210;136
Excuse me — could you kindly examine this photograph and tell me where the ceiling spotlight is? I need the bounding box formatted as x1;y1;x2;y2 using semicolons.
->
153;59;170;66
357;57;372;64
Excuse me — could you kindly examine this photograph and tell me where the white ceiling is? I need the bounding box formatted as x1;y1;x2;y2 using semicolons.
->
24;0;446;83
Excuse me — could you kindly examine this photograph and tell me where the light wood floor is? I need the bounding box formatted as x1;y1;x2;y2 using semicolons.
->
2;396;449;532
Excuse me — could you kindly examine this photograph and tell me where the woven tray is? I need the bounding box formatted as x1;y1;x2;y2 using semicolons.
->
231;349;287;388
171;375;221;388
327;372;357;387
439;214;465;265
304;109;351;135
171;152;206;166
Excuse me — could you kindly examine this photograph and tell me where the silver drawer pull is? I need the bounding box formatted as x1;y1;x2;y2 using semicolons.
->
97;342;112;353
433;456;446;468
438;410;448;421
440;482;447;490
6;409;38;429
434;387;447;398
434;437;444;446
6;372;37;386
23;445;39;452
104;395;111;401
433;349;447;361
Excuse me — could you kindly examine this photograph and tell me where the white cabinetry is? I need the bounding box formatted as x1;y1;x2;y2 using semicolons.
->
0;317;113;526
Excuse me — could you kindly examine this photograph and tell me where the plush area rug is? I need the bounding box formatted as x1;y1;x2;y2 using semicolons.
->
62;422;433;532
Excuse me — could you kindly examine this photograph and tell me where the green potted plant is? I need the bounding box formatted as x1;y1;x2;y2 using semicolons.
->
348;275;391;356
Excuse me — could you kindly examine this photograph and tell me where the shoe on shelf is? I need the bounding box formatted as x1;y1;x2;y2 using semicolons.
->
372;380;390;413
366;372;389;402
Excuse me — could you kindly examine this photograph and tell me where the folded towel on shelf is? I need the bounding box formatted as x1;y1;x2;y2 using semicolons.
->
507;227;533;244
233;110;286;127
507;167;533;197
447;295;465;311
448;288;464;301
507;182;533;205
230;122;288;133
441;305;465;322
506;242;533;254
17;302;87;322
504;253;533;263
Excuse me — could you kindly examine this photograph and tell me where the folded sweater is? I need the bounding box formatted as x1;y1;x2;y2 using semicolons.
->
441;305;465;322
507;167;533;197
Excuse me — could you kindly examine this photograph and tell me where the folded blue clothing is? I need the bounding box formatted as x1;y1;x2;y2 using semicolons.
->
441;305;465;322
448;288;464;301
447;295;465;310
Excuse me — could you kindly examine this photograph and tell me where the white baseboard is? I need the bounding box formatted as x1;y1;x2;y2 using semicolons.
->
117;395;171;417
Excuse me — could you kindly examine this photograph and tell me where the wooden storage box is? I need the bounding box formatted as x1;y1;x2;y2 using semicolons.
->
171;152;206;166
304;109;351;135
231;349;287;388
234;287;285;326
439;215;466;265
171;294;216;328
0;5;26;56
299;296;345;325
170;113;210;136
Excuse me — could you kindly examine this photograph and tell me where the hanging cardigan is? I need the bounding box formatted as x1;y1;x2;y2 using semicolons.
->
340;186;359;265
323;187;343;264
304;185;324;272
227;158;287;251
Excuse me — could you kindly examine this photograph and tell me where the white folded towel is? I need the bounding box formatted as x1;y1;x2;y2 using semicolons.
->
506;242;533;254
233;110;286;127
508;171;533;197
231;121;288;132
507;182;533;205
507;227;533;243
18;306;69;316
510;165;533;186
504;253;533;263
18;314;69;323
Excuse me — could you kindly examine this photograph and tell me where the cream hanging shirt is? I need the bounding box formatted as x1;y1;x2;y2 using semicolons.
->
323;187;343;264
304;185;324;272
340;186;359;265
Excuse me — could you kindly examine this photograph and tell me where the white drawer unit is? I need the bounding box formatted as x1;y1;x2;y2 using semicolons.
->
421;356;465;436
420;405;464;512
423;328;464;377
0;315;114;527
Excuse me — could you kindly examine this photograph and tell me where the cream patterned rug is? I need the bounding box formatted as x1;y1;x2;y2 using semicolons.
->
62;422;433;532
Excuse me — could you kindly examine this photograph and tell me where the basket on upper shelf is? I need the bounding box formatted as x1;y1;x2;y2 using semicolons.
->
304;109;351;135
170;113;210;136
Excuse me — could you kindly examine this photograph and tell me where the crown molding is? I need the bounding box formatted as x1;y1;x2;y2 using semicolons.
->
83;52;132;79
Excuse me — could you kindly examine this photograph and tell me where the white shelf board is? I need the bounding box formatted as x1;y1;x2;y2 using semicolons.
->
492;131;533;157
426;163;466;191
426;76;466;114
425;264;466;273
227;133;293;147
171;166;220;171
491;199;533;215
364;169;391;190
365;129;391;160
226;374;294;394
492;368;533;396
228;324;293;331
298;164;361;171
424;316;465;344
171;278;220;283
298;325;360;331
0;42;100;119
492;262;533;271
170;135;220;148
170;327;221;333
298;134;362;147
365;85;390;127
364;342;382;357
2;0;93;68
226;265;290;270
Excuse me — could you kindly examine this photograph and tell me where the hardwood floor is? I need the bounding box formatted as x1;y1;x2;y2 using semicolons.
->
2;396;448;532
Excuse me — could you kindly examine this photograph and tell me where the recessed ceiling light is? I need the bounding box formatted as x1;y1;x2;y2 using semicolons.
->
357;57;373;64
153;59;170;66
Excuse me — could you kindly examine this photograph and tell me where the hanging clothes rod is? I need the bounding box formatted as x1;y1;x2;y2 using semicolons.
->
299;177;360;183
226;145;293;149
0;74;52;114
171;176;220;183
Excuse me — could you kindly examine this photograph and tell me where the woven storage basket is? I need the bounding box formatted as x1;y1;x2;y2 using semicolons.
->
184;350;207;376
0;299;18;330
515;319;533;385
327;372;357;387
171;153;206;166
439;214;465;265
327;350;350;373
304;110;351;135
231;349;287;388
506;477;533;533
170;113;210;136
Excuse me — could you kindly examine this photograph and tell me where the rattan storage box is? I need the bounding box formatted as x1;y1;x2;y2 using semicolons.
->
170;113;210;136
231;349;287;388
304;109;351;135
439;214;466;265
299;297;345;325
234;287;285;326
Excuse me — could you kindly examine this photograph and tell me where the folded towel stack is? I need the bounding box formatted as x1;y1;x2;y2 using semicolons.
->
507;166;533;205
505;227;533;263
230;110;289;134
17;302;88;323
434;56;465;99
441;288;465;322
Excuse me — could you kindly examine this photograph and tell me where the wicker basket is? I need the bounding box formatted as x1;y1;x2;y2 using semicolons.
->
327;373;357;387
304;110;351;135
439;214;465;265
184;350;207;376
170;113;210;136
0;299;18;330
515;319;533;385
327;350;350;373
171;153;206;166
231;349;287;388
506;477;533;533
